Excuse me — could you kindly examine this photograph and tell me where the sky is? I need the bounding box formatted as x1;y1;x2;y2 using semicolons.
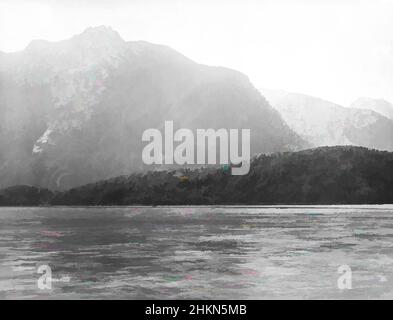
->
1;0;393;105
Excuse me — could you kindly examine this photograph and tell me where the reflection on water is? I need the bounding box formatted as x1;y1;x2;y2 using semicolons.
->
1;206;393;299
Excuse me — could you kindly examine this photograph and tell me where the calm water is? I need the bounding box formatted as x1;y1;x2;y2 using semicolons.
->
1;206;393;299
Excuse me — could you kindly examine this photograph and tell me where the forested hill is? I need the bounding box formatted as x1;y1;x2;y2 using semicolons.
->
44;146;393;205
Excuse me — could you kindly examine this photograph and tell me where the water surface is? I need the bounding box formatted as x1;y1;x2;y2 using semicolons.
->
1;206;393;299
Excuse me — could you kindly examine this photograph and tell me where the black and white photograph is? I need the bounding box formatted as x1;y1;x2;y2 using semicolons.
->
0;0;393;304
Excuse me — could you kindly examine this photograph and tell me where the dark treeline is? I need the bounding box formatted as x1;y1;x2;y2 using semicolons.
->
0;185;53;206
1;146;393;206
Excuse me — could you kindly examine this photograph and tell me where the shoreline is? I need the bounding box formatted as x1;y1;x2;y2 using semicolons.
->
1;204;393;209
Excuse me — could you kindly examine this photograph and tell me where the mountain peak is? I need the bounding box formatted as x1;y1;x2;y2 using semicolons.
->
74;26;123;42
70;25;125;49
25;26;125;53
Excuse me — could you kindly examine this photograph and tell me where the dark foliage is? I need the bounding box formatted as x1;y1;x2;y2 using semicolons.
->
0;185;53;206
46;146;393;205
1;146;392;206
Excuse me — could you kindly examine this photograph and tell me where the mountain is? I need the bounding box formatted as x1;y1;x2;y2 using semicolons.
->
44;146;393;205
0;26;304;190
261;89;393;151
350;97;393;121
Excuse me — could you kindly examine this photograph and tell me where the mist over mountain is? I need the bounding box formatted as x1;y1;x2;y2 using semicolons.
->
261;89;393;151
0;26;305;190
350;97;393;121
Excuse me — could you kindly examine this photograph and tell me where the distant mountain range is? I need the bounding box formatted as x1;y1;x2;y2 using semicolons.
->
0;26;304;190
261;89;393;151
1;146;392;205
350;97;393;121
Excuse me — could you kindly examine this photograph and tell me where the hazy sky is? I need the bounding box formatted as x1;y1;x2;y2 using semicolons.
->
1;0;393;105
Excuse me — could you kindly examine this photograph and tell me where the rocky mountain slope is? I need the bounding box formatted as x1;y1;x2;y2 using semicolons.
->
0;26;305;190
